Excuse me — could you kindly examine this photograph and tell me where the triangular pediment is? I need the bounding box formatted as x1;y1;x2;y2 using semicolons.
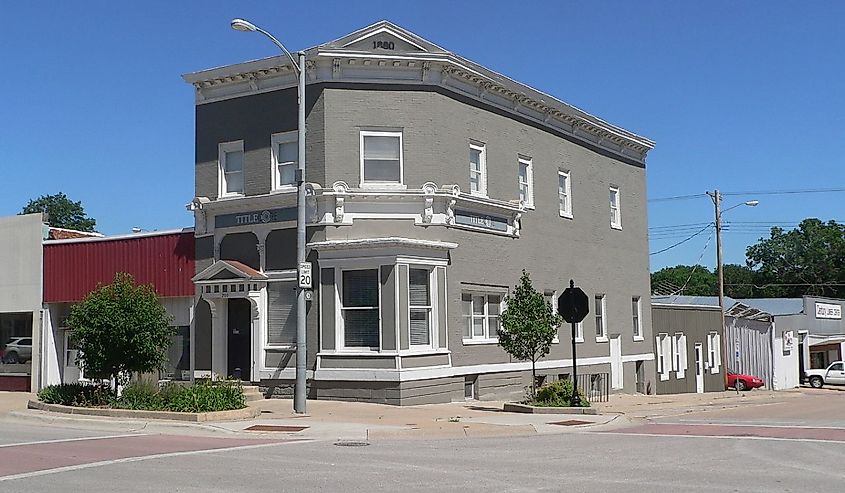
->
192;259;267;283
319;21;447;55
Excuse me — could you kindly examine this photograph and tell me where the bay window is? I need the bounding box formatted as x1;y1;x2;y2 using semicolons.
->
341;269;380;349
409;268;432;346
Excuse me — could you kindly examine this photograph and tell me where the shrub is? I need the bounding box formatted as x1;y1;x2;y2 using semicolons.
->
166;380;245;413
37;383;111;407
534;379;590;407
114;381;165;411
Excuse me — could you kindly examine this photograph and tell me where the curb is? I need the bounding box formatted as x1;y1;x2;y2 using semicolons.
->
503;403;598;415
26;400;260;422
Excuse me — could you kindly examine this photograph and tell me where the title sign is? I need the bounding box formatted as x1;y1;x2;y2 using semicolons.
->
215;207;296;229
454;210;508;232
815;302;842;320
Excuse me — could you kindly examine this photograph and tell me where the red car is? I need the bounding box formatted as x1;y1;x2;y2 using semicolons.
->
728;371;765;391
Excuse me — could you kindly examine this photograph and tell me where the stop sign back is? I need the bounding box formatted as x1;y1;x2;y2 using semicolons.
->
558;282;589;324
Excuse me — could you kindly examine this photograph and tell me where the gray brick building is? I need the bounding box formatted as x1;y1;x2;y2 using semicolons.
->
183;21;656;404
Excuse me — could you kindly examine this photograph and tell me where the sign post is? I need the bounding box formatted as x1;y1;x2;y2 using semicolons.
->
558;279;589;407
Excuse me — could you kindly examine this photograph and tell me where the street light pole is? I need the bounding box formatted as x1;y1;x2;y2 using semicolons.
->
294;50;307;414
231;18;307;413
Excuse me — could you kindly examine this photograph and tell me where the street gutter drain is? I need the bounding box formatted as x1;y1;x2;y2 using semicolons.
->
334;440;370;447
549;420;592;426
245;425;309;432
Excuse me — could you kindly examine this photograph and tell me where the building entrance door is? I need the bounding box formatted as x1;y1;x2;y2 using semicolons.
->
227;299;252;382
610;335;623;390
694;343;704;393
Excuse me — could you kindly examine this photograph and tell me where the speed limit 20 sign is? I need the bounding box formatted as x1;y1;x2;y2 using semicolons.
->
298;262;312;289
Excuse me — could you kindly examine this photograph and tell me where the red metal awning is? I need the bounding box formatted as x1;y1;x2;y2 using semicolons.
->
43;231;195;303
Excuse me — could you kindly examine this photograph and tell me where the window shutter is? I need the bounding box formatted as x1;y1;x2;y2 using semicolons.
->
267;282;297;344
661;335;672;380
711;333;721;374
677;335;687;379
655;336;663;374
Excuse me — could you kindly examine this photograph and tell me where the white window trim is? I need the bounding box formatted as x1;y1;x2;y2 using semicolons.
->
337;267;382;352
218;140;244;198
462;290;505;344
632;296;643;341
575;322;584;343
469;141;487;197
408;267;435;349
359;130;405;189
558;169;572;218
595;294;608;342
610;185;622;230
271;131;298;192
518;156;534;209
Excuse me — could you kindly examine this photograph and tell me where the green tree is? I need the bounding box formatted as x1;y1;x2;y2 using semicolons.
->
497;270;562;400
21;192;96;232
746;219;845;298
650;265;716;296
66;274;173;394
723;264;757;298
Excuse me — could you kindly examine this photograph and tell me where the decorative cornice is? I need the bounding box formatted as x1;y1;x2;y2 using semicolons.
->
182;22;654;162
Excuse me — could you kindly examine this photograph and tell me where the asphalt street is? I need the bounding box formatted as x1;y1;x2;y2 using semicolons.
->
0;389;843;492
0;430;841;492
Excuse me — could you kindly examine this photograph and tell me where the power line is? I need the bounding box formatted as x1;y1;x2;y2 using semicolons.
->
648;193;708;203
722;188;845;197
649;223;713;255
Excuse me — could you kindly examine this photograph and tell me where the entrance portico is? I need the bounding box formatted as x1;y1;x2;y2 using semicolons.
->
193;260;267;381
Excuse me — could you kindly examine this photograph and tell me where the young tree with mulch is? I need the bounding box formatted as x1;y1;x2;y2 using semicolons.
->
497;270;562;400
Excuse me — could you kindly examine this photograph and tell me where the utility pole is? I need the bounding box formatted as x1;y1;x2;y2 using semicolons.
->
294;50;307;414
708;189;727;388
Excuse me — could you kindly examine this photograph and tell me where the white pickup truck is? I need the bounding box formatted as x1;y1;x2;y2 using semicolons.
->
806;361;845;388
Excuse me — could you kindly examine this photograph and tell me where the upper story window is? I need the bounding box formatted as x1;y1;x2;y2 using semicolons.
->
272;131;297;191
610;186;621;229
518;156;534;208
341;269;380;349
595;294;607;341
462;292;502;342
469;142;487;196
219;141;244;197
360;130;403;186
632;296;643;340
409;268;433;347
558;170;572;218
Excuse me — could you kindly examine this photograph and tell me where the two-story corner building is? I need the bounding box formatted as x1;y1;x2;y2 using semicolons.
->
182;21;656;404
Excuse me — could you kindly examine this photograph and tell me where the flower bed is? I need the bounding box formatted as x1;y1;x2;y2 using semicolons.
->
37;380;246;413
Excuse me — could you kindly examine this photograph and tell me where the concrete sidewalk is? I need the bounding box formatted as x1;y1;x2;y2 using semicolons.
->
1;394;619;442
594;389;803;418
1;389;803;442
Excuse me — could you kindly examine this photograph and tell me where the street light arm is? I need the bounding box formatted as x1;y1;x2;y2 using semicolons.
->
252;26;301;74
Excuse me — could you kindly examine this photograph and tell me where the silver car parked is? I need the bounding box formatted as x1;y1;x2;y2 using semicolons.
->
3;337;32;364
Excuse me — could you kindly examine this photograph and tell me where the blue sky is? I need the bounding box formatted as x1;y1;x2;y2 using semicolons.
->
2;1;843;271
